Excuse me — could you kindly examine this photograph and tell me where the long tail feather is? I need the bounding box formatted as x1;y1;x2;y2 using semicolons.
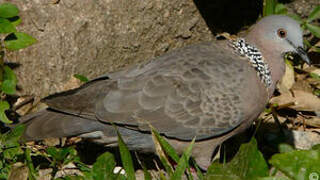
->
20;109;102;141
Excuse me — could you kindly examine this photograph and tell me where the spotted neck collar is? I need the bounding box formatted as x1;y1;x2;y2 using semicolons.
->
231;38;272;87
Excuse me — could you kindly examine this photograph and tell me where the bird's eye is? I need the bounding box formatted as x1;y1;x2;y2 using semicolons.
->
277;28;287;38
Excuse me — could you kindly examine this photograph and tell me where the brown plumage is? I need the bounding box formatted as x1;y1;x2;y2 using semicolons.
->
19;15;309;169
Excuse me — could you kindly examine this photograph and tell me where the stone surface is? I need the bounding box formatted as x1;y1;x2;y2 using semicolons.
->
287;0;320;18
6;0;213;98
3;0;263;98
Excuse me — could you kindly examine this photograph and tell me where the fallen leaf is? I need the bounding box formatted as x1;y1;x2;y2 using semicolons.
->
14;96;34;116
38;168;53;180
54;162;83;179
304;116;320;128
8;163;28;180
270;90;320;112
43;137;60;146
292;78;313;93
310;69;320;76
277;64;295;94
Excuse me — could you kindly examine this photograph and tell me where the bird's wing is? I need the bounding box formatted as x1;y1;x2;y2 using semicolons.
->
44;42;261;140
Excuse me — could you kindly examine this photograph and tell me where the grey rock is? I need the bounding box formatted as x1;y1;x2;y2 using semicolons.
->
5;0;264;98
6;0;213;98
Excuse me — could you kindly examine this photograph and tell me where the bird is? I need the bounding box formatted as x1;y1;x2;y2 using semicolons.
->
18;15;310;169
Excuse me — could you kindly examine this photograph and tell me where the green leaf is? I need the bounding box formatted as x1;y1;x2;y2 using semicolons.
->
3;146;23;160
171;138;195;180
0;18;16;33
308;5;320;22
270;149;320;180
278;144;294;153
312;144;320;150
3;124;25;147
263;0;277;16
0;165;10;179
0;100;11;123
1;125;25;160
310;72;320;80
91;152;117;180
117;131;136;180
314;89;320;97
207;138;269;180
274;4;287;15
74;74;89;83
62;148;79;165
47;147;75;163
1;66;17;95
0;3;19;18
8;16;21;26
4;32;37;50
306;23;320;38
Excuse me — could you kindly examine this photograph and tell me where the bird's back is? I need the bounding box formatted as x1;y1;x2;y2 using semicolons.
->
34;41;268;141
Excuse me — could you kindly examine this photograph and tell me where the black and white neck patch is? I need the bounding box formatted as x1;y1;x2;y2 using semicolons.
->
231;38;272;87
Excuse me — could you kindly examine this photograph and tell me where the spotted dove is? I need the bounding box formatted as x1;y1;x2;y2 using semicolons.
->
19;15;310;169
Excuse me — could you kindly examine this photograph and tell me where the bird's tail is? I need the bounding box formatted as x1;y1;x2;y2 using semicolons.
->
19;109;103;142
18;109;155;152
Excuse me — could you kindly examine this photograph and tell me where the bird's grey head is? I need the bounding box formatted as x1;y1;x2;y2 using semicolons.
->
247;15;310;64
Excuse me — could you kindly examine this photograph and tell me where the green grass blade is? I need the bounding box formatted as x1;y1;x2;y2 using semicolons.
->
151;128;179;162
171;138;195;180
117;130;136;180
192;159;204;180
151;128;174;176
25;148;37;180
263;0;277;16
306;23;320;38
142;164;152;180
274;3;287;14
159;155;174;177
307;5;320;22
186;165;194;180
288;14;304;24
159;171;167;180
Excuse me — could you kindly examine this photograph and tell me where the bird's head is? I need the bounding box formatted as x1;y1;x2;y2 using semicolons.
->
247;15;310;65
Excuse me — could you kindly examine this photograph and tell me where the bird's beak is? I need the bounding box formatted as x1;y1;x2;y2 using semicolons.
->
296;46;311;65
286;39;311;65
